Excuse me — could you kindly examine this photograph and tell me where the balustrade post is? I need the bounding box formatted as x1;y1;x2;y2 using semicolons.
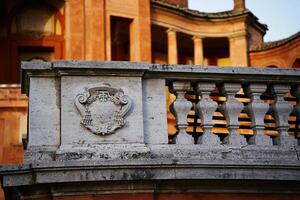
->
170;81;194;144
244;83;272;145
290;85;300;146
270;85;294;146
220;83;247;146
195;82;219;145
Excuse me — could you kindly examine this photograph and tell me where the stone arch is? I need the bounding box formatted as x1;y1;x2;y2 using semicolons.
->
259;60;286;68
3;1;65;83
266;65;278;68
7;1;64;36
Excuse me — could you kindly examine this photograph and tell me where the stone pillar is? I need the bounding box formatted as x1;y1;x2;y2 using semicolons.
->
84;0;106;60
138;0;152;62
193;36;204;65
229;33;249;66
167;28;178;64
65;0;85;59
233;0;246;12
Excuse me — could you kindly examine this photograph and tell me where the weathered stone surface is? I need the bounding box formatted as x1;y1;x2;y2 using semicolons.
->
1;145;300;188
142;79;168;144
27;78;60;150
74;83;132;136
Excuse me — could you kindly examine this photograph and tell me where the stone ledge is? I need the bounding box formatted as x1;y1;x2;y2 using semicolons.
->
1;145;300;187
1;158;300;187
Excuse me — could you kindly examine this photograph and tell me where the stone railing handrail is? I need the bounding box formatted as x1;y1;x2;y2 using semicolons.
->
22;61;300;83
21;61;300;148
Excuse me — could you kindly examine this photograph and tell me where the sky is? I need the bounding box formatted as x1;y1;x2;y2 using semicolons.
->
189;0;300;42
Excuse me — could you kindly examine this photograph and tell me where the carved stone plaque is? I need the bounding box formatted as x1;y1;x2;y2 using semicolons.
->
75;83;132;135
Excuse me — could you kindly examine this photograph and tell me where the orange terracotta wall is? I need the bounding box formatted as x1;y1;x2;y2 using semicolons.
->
0;87;26;164
0;87;27;200
105;0;151;62
65;0;105;60
250;37;300;68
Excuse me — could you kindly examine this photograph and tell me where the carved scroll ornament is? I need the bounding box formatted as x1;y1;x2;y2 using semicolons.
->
75;83;132;136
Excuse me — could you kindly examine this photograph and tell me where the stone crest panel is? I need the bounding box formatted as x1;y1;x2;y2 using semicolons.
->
74;83;132;136
61;76;144;145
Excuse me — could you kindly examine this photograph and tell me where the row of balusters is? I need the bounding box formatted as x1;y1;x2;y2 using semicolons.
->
168;81;300;146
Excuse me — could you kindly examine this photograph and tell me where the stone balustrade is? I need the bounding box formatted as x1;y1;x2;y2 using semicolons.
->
1;61;300;199
18;61;300;161
169;81;298;147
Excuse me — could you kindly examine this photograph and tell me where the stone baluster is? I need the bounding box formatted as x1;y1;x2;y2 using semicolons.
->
220;83;247;146
170;81;194;144
194;82;219;145
269;85;294;145
290;85;300;145
244;83;272;145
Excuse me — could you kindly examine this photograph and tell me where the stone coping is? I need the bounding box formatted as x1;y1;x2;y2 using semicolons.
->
21;61;300;78
22;60;300;75
1;145;300;187
21;60;300;94
1;158;300;187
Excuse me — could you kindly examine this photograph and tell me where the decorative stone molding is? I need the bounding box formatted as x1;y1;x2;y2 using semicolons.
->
170;81;194;144
194;82;219;145
75;83;132;136
244;83;272;145
219;83;247;146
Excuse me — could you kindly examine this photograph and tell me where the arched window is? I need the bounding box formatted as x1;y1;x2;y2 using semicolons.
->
0;2;65;84
10;5;62;36
266;65;278;68
292;59;300;68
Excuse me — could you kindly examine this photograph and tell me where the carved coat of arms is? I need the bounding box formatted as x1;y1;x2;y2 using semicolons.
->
75;83;132;135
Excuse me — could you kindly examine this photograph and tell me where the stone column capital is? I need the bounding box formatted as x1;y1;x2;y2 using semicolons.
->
192;35;205;41
229;31;248;40
166;28;177;34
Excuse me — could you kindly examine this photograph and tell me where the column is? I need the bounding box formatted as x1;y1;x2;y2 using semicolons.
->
229;32;249;67
65;0;85;59
193;36;204;65
167;28;178;64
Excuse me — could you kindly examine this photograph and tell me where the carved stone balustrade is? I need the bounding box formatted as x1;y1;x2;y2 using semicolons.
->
1;61;300;199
